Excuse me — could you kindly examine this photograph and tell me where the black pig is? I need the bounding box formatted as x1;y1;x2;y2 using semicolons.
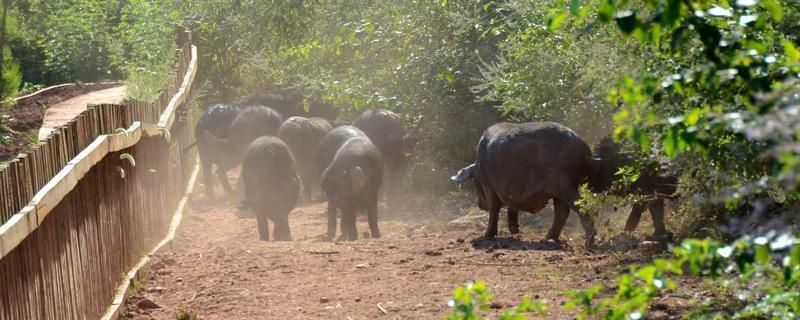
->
320;136;383;240
193;103;240;197
240;136;300;241
278;116;333;201
352;109;415;213
453;122;599;247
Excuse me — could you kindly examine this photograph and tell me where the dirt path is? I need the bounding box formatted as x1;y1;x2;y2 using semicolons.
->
120;179;694;319
37;86;126;140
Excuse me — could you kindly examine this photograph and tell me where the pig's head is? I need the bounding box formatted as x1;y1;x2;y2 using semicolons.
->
451;163;476;184
587;137;624;193
321;165;368;208
450;163;488;210
402;134;418;159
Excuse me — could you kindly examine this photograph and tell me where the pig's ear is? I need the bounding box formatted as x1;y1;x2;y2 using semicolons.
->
350;166;366;191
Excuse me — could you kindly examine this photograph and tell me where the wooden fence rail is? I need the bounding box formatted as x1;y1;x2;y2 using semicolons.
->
0;27;199;319
0;30;193;226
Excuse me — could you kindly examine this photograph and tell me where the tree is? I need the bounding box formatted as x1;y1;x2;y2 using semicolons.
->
548;0;800;234
0;0;21;103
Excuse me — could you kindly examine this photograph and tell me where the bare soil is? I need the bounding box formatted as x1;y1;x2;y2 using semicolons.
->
0;85;126;161
120;174;704;319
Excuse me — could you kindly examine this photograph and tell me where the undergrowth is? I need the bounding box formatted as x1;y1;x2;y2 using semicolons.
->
447;233;800;319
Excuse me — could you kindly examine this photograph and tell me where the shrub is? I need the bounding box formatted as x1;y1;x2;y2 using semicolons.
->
448;233;800;319
445;281;549;320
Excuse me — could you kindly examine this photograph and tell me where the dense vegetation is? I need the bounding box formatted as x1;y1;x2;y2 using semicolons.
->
0;0;798;317
0;0;177;103
447;233;800;318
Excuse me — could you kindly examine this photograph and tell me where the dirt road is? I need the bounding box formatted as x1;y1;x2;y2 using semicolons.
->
120;179;692;319
37;86;126;140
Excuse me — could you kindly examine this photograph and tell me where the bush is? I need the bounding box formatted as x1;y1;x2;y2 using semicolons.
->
566;233;800;319
1;46;21;104
445;281;549;320
6;0;180;98
1;7;22;103
541;0;800;234
448;233;800;319
113;0;178;101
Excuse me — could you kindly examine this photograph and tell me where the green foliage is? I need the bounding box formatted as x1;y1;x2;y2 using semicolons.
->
551;0;800;220
113;0;178;101
474;0;641;143
450;233;799;319
566;233;800;319
179;0;506;192
0;6;21;103
179;0;314;100
1;46;20;103
2;0;180;100
24;0;121;82
175;307;201;320
445;281;549;320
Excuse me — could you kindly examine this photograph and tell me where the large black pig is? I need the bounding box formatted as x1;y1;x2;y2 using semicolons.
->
352;109;415;213
320;135;383;241
591;137;678;240
193;103;240;197
278;116;333;201
452;122;599;247
239;136;300;241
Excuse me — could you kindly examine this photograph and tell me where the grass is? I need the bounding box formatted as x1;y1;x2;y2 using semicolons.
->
24;132;37;146
117;262;153;317
124;53;176;102
130;265;152;295
175;307;202;320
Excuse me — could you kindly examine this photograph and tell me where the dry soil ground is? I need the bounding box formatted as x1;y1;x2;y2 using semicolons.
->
1;85;126;160
119;172;707;320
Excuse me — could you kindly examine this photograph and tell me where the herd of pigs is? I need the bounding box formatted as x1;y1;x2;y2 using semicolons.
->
191;88;677;247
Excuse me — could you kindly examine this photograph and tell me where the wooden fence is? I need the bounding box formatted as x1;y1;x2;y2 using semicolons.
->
0;27;199;319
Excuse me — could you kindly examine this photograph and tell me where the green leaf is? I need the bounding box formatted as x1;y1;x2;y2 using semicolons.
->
663;127;678;157
762;0;784;22
784;40;800;65
745;40;768;55
633;127;650;153
755;245;770;264
686;108;703;126
548;11;569;31
364;23;375;35
664;0;682;25
570;0;581;15
670;26;687;52
352;96;366;111
597;1;615;22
